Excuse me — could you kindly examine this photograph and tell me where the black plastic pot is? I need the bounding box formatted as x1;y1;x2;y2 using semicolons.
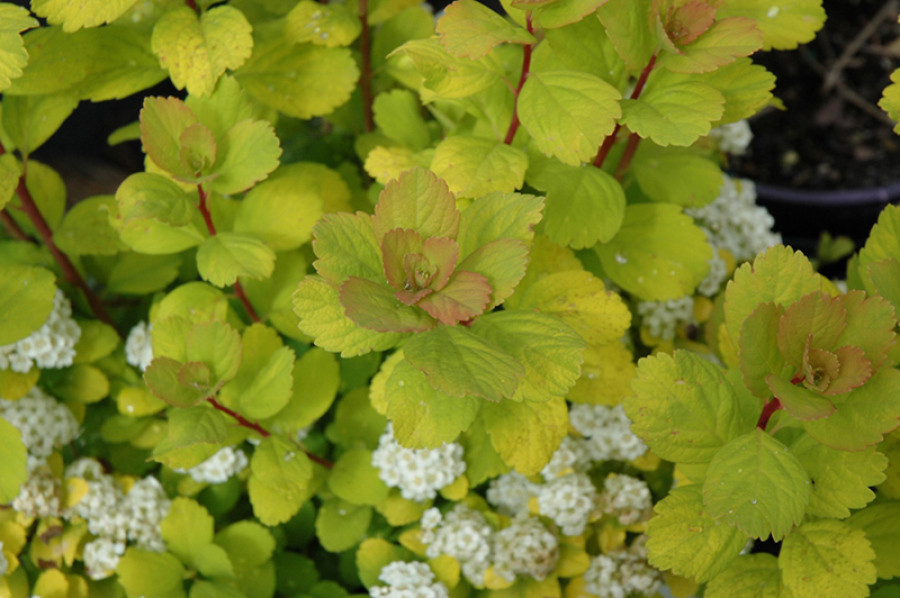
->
752;181;900;258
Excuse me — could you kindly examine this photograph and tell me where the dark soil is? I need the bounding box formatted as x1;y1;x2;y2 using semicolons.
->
730;0;900;191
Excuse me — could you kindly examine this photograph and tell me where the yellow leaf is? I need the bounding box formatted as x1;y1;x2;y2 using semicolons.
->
32;569;68;598
62;477;90;509
0;368;39;401
151;5;253;97
376;489;429;526
439;475;469;501
429;554;461;589
568;342;635;405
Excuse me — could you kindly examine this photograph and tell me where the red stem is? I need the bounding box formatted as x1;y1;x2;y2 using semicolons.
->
185;0;199;13
592;53;659;168
614;131;641;180
196;185;261;323
359;0;374;132
207;397;333;468
8;158;115;327
756;397;782;430
503;13;535;145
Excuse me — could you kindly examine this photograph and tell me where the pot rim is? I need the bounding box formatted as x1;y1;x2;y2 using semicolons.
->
753;181;900;206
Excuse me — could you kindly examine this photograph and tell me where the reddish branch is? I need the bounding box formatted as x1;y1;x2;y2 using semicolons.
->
503;13;536;145
207;397;334;468
0;141;115;326
755;397;782;430
593;53;658;169
0;210;30;241
359;0;374;132
184;0;199;14
196;184;261;323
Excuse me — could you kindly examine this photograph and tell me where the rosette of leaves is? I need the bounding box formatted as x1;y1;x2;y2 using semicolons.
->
624;245;900;598
294;168;608;474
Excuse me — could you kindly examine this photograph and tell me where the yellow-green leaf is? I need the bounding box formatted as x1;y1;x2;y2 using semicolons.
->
0;264;56;345
207;118;282;194
705;554;789;598
518;70;621;166
717;0;826;51
846;501;900;579
54;195;127;256
373;89;431;151
392;37;502;99
196;232;276;288
236;40;358;119
151;5;253;97
880;67;900;134
779;519;876;598
481;395;568;475
117;549;186;598
286;0;361;47
31;0;138;32
316;498;372;552
1;93;78;156
0;418;27;503
436;0;535;59
248;436;314;526
0;4;37;91
328;449;391;506
698;57;776;125
430;135;528;198
372;167;460;242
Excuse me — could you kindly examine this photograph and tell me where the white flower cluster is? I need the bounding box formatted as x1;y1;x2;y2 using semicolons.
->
422;505;493;586
697;247;728;297
635;296;695;342
486;472;537;517
598;474;653;526
535;473;598;536
0;386;79;457
175;446;248;484
569;404;647;463
371;424;466;502
0;290;81;372
12;465;62;519
492;516;559;582
421;506;559;586
541;436;590;480
370;561;449;598
583;537;662;598
687;176;782;262
0;541;7;577
708;120;753;155
124;321;154;372
64;458;171;579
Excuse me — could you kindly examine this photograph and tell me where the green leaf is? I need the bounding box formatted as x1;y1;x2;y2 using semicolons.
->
858;205;900;288
235;40;358;119
514;270;631;345
373;89;431;151
327;387;387;450
525;156;625;248
266;347;339;433
430;135;528;198
152;405;230;468
50;363;109;403
626;351;745;463
790;434;886;519
116;549;186;598
657;17;763;74
1;93;78;156
0;153;20;211
646;484;748;583
116;172;196;227
717;0;826;51
621;70;725;146
864;258;900;317
470;311;584;403
698;57;776;125
161;497;217;568
248;436;314;526
846;501;900;579
140;96;202;179
481;395;568;475
0;264;55;344
371;168;460;243
702;429;810;540
151;5;253;97
0;4;37;92
402;325;523;401
737;303;789;399
0;417;27;503
382;357;481;448
293;275;406;357
392;38;501;99
456;191;543;259
207;118;282;194
779;519;876;598
54;195;127;256
460;416;509;485
881;68;900;133
316;498;372;552
328;449;391;506
802;368;900;451
630;145;723;207
596;0;654;73
340;277;439;332
31;0;137;31
356;539;411;589
106;252;182;295
455;239;529;310
72;25;167;102
197;233;276;288
72;320;119;363
286;1;362;48
724;245;826;349
5;27;94;96
596;203;712;300
519;70;621;165
436;0;535;58
215;520;275;576
542;15;627;83
522;0;606;28
705;554;790;598
312;211;383;285
235;345;295;421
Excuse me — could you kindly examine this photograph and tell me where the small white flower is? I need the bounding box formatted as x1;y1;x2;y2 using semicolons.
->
0;541;7;577
0;386;79;457
536;473;597;536
636;296;695;342
370;561;449;598
569;404;647;463
125;321;154;372
709;120;753;155
175;446;248;484
598;474;653;526
492;517;559;582
486;471;538;517
0;290;81;372
583;536;662;598
423;505;493;587
83;537;126;580
371;424;466;502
